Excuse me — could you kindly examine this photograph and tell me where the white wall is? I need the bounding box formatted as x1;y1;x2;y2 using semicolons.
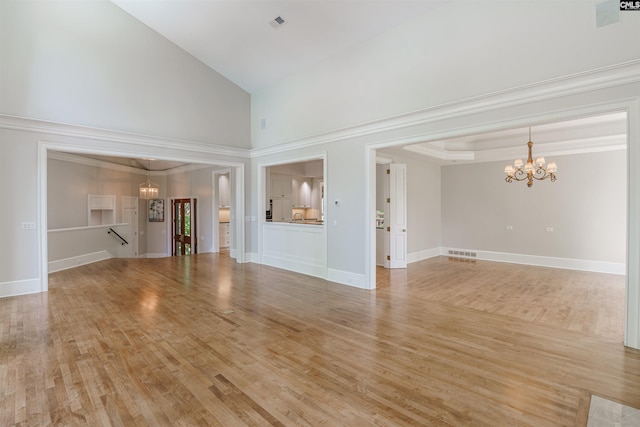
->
251;1;640;148
441;150;627;264
0;0;251;296
0;129;39;289
48;158;140;229
0;0;250;147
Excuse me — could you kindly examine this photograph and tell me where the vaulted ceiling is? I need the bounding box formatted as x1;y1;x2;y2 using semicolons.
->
104;1;627;165
110;0;449;93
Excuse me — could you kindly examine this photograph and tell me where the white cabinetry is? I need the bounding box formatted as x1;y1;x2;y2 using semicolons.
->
292;176;300;207
88;194;115;226
300;178;311;207
269;173;293;221
292;176;312;208
218;174;230;207
270;173;292;198
271;197;292;222
219;222;230;248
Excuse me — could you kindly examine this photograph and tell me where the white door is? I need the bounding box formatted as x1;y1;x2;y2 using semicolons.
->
387;163;407;268
121;196;139;258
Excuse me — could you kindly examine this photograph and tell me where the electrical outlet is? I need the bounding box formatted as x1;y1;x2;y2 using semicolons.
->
506;225;513;230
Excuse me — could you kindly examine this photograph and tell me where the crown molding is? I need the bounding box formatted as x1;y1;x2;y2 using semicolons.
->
402;144;475;161
48;150;214;176
250;60;640;158
3;60;638;163
403;134;627;164
474;134;627;164
48;151;149;175
0;114;251;159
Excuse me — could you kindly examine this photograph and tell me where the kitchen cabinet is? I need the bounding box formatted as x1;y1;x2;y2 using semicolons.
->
271;197;292;221
311;179;323;211
269;173;293;221
299;178;311;207
219;222;230;248
292;176;300;207
218;174;230;207
292;176;311;208
270;173;292;198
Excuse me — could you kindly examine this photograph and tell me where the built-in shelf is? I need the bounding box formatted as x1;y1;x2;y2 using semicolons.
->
88;194;116;226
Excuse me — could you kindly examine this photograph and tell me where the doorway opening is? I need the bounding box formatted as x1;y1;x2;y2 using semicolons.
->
369;111;629;343
172;198;197;256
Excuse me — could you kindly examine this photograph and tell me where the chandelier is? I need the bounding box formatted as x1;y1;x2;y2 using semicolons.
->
139;160;159;199
503;128;557;187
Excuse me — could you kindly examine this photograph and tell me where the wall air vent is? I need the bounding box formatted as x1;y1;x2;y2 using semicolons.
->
269;16;287;29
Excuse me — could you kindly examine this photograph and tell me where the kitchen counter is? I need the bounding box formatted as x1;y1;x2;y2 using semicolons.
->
261;220;326;278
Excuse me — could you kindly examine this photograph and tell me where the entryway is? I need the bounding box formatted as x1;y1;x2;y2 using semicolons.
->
172;198;197;256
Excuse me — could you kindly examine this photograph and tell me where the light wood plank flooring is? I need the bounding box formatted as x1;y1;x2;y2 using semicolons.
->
1;254;639;426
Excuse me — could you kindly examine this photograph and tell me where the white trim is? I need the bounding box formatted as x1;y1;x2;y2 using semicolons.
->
232;164;246;263
443;248;626;275
407;247;442;264
49;144;227;176
164;164;213;176
38;143;48;294
48;251;113;273
1;115;250;158
403;144;475;161
262;254;326;279
327;268;369;290
48;151;148;175
366;147;376;292
252;60;640;157
0;278;42;298
625;98;640;349
245;252;260;263
139;253;170;258
48;223;128;233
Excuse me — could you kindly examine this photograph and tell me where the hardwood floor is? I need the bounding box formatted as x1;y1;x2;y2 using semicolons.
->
1;254;639;426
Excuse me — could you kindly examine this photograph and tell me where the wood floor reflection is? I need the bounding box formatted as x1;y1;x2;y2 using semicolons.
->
1;254;639;426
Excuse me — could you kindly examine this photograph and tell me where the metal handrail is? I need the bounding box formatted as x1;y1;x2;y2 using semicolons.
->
107;228;128;245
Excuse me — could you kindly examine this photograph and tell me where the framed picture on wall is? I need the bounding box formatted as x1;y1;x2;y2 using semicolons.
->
148;199;164;222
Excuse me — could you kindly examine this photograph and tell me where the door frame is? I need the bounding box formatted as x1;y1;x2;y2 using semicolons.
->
38;139;246;293
366;98;639;348
213;169;232;254
386;163;407;269
170;197;197;256
121;196;139;258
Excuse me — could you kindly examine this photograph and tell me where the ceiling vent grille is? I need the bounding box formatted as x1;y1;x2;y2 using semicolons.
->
269;16;287;29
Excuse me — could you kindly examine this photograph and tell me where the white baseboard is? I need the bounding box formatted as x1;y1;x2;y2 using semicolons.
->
140;253;170;258
262;255;326;279
0;277;43;298
327;268;370;289
245;252;260;263
408;247;442;264
48;250;113;273
443;247;625;275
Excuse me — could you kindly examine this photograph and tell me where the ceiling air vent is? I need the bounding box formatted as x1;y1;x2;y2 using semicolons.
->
269;16;287;29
